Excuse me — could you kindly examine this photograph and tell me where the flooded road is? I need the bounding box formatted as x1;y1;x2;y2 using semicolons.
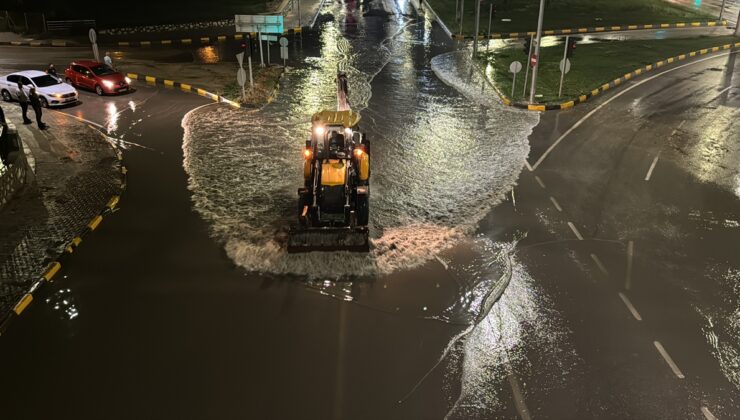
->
1;0;739;417
182;0;537;279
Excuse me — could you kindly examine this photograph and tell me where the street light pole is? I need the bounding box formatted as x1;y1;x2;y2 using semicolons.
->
473;0;481;56
528;0;546;103
487;2;493;51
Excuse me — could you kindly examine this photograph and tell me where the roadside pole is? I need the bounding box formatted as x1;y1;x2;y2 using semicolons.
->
736;7;740;36
522;35;533;98
558;36;569;98
259;30;265;67
509;61;522;97
473;0;481;56
528;0;546;103
460;0;464;37
719;0;726;21
298;0;302;27
487;3;493;51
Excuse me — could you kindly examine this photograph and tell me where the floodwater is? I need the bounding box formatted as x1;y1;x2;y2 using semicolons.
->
182;0;538;279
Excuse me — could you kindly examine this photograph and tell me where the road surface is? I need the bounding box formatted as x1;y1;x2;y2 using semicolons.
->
0;0;738;418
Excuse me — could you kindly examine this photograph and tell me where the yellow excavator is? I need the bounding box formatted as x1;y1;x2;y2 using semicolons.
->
287;72;371;253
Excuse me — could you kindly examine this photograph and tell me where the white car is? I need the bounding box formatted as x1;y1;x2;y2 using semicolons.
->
0;70;78;108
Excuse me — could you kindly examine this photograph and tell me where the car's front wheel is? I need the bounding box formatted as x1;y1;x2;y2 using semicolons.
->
95;85;104;96
1;90;11;102
40;97;49;108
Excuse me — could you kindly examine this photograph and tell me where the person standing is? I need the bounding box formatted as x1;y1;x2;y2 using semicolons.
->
104;52;113;69
28;87;47;130
46;63;58;79
16;82;32;125
0;105;10;166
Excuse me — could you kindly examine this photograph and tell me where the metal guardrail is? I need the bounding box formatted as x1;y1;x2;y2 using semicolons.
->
0;123;30;211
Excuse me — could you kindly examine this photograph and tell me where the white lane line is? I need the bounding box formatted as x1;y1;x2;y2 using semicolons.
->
524;160;534;172
626;241;634;290
511;189;517;208
644;150;662;181
716;85;735;96
434;255;448;271
701;406;718;420
590;254;609;276
531;51;738;171
654;341;685;379
618;292;642;321
534;175;546;189
507;374;532;420
549;196;563;212
567;222;584;240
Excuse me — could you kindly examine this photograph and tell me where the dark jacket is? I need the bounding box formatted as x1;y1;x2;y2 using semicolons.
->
29;91;42;109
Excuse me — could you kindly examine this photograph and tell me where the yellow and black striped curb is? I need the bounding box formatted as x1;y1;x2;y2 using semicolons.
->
115;27;304;48
0;157;127;336
0;40;74;47
494;41;740;112
452;20;728;41
126;73;244;108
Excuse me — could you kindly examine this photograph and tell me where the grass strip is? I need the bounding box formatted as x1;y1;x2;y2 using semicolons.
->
481;35;738;104
428;0;715;37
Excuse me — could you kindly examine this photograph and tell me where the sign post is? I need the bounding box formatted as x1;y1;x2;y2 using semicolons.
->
89;28;100;62
279;37;289;67
522;35;534;97
558;36;571;98
236;15;285;68
236;52;247;101
509;61;522;98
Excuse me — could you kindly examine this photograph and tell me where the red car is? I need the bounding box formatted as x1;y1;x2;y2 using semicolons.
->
64;60;131;96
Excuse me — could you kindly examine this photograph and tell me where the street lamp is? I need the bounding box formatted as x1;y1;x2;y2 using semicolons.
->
529;0;546;103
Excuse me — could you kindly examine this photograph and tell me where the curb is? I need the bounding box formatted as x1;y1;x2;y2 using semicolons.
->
114;27;304;48
125;73;243;108
0;151;127;337
493;41;740;112
452;20;728;41
0;40;75;48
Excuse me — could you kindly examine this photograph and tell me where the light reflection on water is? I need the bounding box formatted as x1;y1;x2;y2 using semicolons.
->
182;2;536;278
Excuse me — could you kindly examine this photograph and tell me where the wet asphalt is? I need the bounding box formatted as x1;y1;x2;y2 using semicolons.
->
0;2;739;419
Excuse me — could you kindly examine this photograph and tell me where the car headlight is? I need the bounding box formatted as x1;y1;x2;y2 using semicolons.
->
102;80;114;88
124;77;132;84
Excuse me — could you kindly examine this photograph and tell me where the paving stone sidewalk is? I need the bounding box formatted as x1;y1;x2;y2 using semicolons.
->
0;104;122;320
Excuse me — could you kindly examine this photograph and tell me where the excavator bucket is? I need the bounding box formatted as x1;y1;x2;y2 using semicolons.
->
287;226;369;253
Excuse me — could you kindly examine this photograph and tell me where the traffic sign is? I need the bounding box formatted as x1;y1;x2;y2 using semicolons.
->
235;15;284;34
237;68;247;87
88;28;97;44
279;37;288;47
509;61;522;74
236;52;245;67
559;58;571;74
260;34;278;42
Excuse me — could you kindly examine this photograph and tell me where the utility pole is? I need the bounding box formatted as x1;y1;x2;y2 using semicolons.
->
473;0;481;56
460;0;465;37
487;3;493;51
529;0;546;103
